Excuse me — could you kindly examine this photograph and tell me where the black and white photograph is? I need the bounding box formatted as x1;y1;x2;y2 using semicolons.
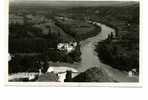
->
8;0;140;85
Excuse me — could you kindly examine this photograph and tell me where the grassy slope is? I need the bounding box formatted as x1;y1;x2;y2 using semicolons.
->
58;4;139;72
54;18;101;41
9;20;75;53
94;4;139;72
72;67;114;82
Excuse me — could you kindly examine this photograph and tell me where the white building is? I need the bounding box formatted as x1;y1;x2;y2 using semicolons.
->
128;71;133;77
128;68;137;77
8;72;39;81
57;43;65;51
57;42;77;53
47;66;78;82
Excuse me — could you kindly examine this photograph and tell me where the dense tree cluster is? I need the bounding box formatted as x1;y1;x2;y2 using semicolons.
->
72;67;113;82
54;19;101;41
95;4;139;72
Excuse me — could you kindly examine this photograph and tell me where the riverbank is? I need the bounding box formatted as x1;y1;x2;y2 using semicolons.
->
8;21;139;82
95;14;139;73
78;21;138;82
46;21;138;82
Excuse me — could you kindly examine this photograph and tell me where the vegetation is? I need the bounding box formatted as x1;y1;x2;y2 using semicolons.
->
96;39;139;71
9;55;41;74
9;44;81;74
9;3;102;74
9;2;139;76
36;72;59;82
54;18;101;41
9;22;74;53
72;67;114;82
94;4;139;72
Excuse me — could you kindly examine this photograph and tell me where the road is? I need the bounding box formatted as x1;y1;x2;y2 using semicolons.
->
78;22;138;82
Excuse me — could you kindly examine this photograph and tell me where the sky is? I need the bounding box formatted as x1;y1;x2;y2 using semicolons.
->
10;0;139;6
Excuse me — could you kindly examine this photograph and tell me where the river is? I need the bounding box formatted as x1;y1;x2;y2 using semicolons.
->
9;22;138;82
78;22;138;82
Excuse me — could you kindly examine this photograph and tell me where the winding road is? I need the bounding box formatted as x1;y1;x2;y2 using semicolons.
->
78;22;138;82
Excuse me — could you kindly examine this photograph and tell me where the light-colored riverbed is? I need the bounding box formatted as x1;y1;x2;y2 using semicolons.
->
78;22;138;82
9;22;138;82
45;21;138;82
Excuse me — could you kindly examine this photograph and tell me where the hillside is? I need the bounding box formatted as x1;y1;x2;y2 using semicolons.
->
54;17;101;41
72;67;114;82
94;4;139;72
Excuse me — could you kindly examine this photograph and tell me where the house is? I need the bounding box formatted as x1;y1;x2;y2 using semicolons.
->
128;68;137;77
8;72;39;81
128;71;133;77
47;66;79;82
8;54;12;61
57;42;77;53
8;54;15;61
57;43;65;51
